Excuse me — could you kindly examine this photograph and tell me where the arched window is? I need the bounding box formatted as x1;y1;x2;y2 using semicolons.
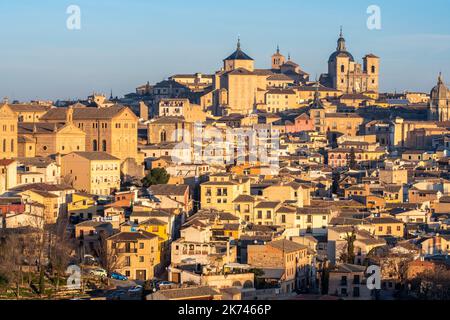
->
371;66;376;73
102;140;107;152
10;139;14;152
341;65;345;73
93;139;98;151
2;139;5;152
160;130;167;143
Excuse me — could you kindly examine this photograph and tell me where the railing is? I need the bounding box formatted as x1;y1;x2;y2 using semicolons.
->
116;248;138;254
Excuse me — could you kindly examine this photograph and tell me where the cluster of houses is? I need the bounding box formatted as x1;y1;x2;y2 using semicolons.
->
1;39;450;300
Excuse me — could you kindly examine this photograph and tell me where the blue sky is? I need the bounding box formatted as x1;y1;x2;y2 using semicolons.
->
1;0;450;101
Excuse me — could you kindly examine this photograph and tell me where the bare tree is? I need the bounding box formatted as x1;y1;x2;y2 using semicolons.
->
94;232;123;286
48;218;74;292
0;232;25;299
412;265;450;300
339;230;356;264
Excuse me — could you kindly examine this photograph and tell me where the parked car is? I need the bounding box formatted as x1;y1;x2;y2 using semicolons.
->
107;290;127;300
110;272;128;281
83;255;99;266
89;268;107;278
158;281;175;290
128;285;143;295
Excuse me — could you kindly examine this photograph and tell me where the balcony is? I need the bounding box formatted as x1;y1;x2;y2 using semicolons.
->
116;248;138;254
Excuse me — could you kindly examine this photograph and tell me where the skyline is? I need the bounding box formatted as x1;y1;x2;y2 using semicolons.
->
1;0;450;101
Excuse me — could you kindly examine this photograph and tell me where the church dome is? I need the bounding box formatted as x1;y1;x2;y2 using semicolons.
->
224;38;254;61
328;28;355;64
328;50;355;64
431;73;448;100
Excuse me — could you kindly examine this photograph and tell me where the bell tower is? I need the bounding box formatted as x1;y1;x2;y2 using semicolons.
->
271;45;285;70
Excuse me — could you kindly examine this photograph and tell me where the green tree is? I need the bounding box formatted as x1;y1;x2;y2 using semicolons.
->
321;262;330;295
141;168;170;188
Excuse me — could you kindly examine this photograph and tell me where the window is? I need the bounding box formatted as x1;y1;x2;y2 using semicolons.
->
341;65;345;73
2;139;5;152
102;140;107;152
140;243;144;249
10;139;14;152
160;130;167;142
93;140;98;151
139;256;144;263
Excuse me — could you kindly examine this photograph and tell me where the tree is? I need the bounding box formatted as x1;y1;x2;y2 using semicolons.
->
349;147;357;170
339;230;357;264
141;168;170;188
320;264;330;295
94;233;123;287
0;232;25;299
411;265;450;300
48;218;74;292
332;171;341;195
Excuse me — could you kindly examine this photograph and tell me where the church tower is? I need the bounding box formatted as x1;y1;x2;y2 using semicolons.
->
271;45;286;70
429;73;450;122
223;38;255;72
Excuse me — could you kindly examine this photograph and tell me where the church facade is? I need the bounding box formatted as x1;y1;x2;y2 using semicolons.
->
320;29;379;94
429;73;450;122
211;39;310;116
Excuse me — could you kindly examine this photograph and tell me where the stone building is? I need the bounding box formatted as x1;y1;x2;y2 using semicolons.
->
40;104;140;165
18;122;86;158
8;104;52;123
429;73;450;122
61;152;121;196
147;117;194;144
320;28;379;94
0;104;18;159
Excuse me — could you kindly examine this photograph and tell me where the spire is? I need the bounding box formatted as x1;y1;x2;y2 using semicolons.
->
276;44;280;54
337;26;346;51
237;36;241;50
110;89;113;100
438;72;444;84
314;78;320;101
288;53;291;61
